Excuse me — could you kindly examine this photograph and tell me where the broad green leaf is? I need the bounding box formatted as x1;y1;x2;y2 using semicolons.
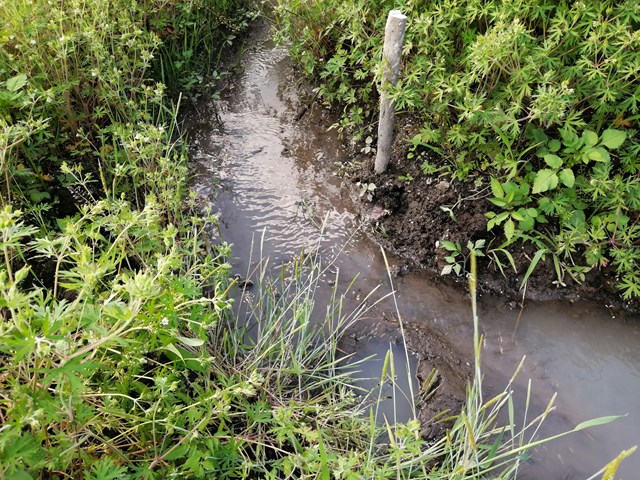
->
511;211;524;221
560;128;580;148
547;139;561;152
518;215;535;231
504;218;515;240
489;197;509;208
600;129;627;149
495;211;510;223
582;130;598;147
161;344;207;372
543;154;563;169
440;240;458;251
587;146;610;162
490;177;504;198
5;74;27;92
558;168;575;188
176;335;205;347
532;169;558;194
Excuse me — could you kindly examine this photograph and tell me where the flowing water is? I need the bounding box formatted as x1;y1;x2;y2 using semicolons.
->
187;24;640;479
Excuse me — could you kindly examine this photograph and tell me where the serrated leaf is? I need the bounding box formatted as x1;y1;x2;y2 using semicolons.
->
511;211;525;221
5;74;27;92
582;130;598;147
490;177;504;199
544;154;563;169
495;211;510;223
519;214;535;231
558;168;575;187
560;128;580;148
441;264;453;275
504;218;515;240
587;146;610;162
489;197;509;208
440;240;458;251
532;169;558;194
599;129;626;149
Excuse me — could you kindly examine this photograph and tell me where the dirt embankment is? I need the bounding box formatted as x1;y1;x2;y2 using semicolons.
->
345;120;640;315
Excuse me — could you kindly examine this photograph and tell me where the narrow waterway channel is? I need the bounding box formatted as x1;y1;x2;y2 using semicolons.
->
187;23;640;479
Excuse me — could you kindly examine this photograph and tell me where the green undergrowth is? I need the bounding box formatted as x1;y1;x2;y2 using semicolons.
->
0;0;633;477
273;0;640;299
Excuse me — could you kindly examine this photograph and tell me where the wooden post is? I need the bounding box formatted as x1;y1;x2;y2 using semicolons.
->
375;10;407;174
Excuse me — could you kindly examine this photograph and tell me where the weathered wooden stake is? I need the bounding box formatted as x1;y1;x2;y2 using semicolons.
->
375;10;407;174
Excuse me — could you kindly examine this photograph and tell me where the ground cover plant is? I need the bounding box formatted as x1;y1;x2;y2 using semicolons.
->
0;0;633;477
273;0;640;299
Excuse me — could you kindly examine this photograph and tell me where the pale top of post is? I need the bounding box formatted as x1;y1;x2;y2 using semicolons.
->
375;9;407;174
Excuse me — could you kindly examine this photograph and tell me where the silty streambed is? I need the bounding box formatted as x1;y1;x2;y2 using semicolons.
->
187;24;640;479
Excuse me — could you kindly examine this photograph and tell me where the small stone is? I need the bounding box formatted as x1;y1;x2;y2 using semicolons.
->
435;180;450;192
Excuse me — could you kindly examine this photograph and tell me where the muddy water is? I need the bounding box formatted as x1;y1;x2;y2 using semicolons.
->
188;25;640;479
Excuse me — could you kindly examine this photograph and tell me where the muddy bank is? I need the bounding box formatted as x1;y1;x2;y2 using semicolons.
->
329;120;640;314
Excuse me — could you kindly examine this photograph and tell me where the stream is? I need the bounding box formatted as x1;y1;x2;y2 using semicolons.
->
187;24;640;479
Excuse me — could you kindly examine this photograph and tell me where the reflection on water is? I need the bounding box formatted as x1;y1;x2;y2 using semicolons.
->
187;22;640;479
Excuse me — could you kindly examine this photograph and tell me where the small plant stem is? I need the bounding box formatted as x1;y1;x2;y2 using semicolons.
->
148;415;210;471
510;285;527;343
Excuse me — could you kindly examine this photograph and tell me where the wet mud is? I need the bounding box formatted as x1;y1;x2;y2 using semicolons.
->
187;20;640;479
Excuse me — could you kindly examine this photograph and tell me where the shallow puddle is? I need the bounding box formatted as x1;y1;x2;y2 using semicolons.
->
188;23;640;479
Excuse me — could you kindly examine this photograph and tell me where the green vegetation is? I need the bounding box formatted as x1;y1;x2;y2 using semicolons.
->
273;0;640;298
0;0;631;477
